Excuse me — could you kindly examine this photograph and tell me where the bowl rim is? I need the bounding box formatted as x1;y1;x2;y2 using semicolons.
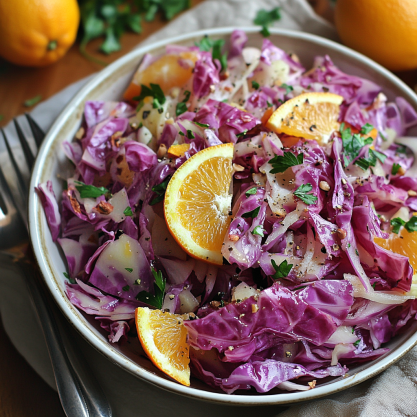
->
29;26;417;406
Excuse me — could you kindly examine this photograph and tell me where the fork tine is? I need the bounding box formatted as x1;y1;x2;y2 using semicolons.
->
25;113;45;149
1;128;28;202
13;118;35;169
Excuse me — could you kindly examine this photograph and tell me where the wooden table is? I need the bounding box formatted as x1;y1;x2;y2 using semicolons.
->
0;1;409;416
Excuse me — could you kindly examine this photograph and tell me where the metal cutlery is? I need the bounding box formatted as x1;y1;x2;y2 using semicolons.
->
0;115;112;417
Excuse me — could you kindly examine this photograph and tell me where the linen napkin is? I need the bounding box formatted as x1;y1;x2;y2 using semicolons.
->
2;1;416;416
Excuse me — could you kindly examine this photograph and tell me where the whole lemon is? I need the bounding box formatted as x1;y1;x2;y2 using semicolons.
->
335;0;417;72
0;0;80;67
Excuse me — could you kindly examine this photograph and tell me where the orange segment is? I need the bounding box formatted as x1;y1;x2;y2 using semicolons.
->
266;92;344;144
164;143;234;265
124;53;198;101
167;143;191;158
135;307;190;386
375;228;417;271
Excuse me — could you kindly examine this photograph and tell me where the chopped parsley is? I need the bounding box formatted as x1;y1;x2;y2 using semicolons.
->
74;181;110;199
281;83;293;95
236;130;248;138
125;268;133;273
176;102;188;116
242;206;260;218
392;163;401;175
124;206;134;217
360;123;374;135
122;285;130;292
63;272;76;284
354;149;387;171
395;144;408;155
353;340;361;347
269;151;303;174
293;183;318;205
133;83;166;109
245;187;258;197
150;176;171;205
24;94;42;107
271;259;293;279
195;36;227;71
253;7;281;37
194;121;210;128
391;216;417;234
251;80;260;90
186;129;195;139
267;101;273;108
340;123;373;166
252;225;264;237
136;267;166;309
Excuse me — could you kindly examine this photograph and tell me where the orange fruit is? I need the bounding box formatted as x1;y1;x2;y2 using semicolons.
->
0;0;80;67
135;307;190;386
266;92;343;144
374;228;417;271
167;143;191;158
335;0;417;71
124;53;198;101
164;143;234;265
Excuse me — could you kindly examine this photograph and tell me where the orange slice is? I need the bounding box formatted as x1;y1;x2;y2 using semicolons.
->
135;307;190;386
374;228;417;271
124;53;198;101
167;143;191;158
266;92;344;143
164;143;234;265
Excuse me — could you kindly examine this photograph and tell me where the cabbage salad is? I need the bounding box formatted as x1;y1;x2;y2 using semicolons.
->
37;30;417;394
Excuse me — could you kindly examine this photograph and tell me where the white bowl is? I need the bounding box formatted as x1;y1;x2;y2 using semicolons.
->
29;27;417;406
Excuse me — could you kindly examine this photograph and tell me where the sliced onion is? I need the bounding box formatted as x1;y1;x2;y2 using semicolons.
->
179;289;199;314
344;273;415;304
331;344;355;366
326;326;357;345
231;282;258;302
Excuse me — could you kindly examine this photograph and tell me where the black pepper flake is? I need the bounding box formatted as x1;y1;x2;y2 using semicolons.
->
142;110;150;119
309;124;317;131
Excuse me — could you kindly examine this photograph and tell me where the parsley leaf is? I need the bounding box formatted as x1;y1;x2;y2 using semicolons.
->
236;130;248;138
245;187;257;197
293;183;318;205
353;340;361;347
195;36;227;71
242;206;260;218
150;176;171;205
186;130;195;139
360;123;374;135
63;272;76;284
251;80;260;90
122;285;130;292
124;206;134;217
281;83;293;95
176;102;188;116
252;225;264;237
396;144;408;155
194;121;210;128
391;217;406;234
136;267;166;309
392;163;401;175
74;181;110;199
406;217;417;232
254;7;281;37
271;259;293;279
24;94;42;107
125;268;133;273
340;123;373;166
269;151;303;174
133;83;166;109
354;149;386;171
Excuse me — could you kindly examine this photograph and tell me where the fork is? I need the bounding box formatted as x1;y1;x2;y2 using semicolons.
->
0;115;112;417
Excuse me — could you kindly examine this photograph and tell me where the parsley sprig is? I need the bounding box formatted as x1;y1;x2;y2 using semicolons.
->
253;7;281;38
340;123;373;166
269;151;303;174
390;216;417;234
176;90;191;116
293;183;318;205
136;267;166;309
74;181;111;199
354;148;387;171
271;259;293;279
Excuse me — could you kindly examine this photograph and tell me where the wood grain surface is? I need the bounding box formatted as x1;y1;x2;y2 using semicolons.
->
3;1;413;416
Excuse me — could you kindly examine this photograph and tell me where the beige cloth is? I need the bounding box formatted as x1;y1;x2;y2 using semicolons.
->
2;1;416;416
